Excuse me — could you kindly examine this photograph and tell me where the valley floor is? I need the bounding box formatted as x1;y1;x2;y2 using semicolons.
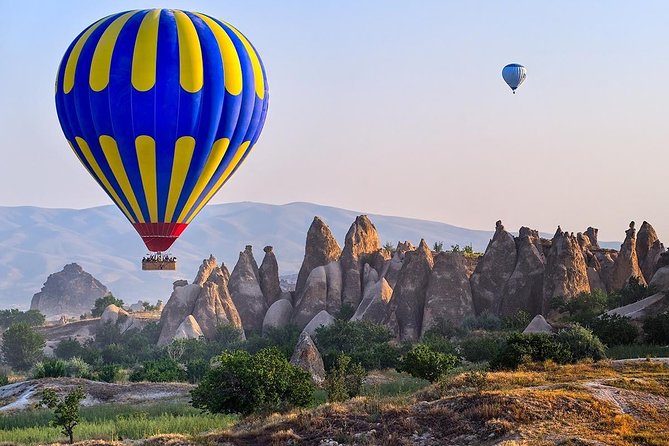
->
0;359;668;446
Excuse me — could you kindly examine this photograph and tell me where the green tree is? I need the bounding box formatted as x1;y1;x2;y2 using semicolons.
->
91;294;124;318
40;386;85;444
130;358;185;382
491;332;571;370
555;325;606;362
0;309;45;328
608;276;656;308
191;348;314;416
643;312;669;344
54;338;86;360
382;242;396;257
325;354;366;402
551;290;609;325
396;344;459;382
589;314;638;346
1;322;45;370
433;241;444;253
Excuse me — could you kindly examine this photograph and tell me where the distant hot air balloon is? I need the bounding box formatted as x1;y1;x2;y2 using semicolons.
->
502;63;526;93
54;9;269;269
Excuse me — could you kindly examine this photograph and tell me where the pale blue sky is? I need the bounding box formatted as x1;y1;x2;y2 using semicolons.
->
1;1;668;241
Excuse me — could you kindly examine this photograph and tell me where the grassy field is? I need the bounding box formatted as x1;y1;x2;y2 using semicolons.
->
606;343;669;359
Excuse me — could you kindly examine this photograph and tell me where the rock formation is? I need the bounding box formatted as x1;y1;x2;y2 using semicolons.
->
387;239;434;341
259;246;282;306
295;217;342;298
262;299;293;333
100;304;139;333
523;315;553;334
158;282;202;345
351;278;393;324
340;215;381;308
470;221;517;314
174;315;204;340
636;222;659;273
31;263;110;319
193;255;219;286
228;246;267;334
293;266;328;330
290;332;325;385
585;227;600;249
642;240;665;283
302;310;335;337
611;222;646;290
421;253;475;335
542;227;590;311
498;227;545;317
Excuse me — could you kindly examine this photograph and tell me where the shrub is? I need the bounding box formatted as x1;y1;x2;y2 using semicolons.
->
100;343;133;366
589;314;638;346
551;290;609;325
95;322;123;346
0;374;8;386
186;359;209;384
95;364;122;383
491;333;571;370
91;294;125;318
213;323;245;349
643;312;669;344
243;325;301;360
33;359;67;378
459;333;507;363
130;358;185;382
420;332;458;356
0;309;45;329
396;344;459;382
463;369;488;393
556;325;606;362
40;386;85;444
608;276;656;308
502;310;532;331
191;347;314;416
315;320;399;370
461;311;501;332
325;354;367;402
54;338;86;360
64;358;92;379
1;323;46;371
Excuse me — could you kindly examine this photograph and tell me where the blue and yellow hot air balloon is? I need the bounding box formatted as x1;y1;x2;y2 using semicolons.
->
55;9;269;267
502;63;526;93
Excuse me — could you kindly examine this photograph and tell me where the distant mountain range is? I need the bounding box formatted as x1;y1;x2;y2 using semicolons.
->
0;202;620;309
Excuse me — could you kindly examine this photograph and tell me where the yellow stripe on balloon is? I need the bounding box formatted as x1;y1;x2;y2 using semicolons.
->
165;136;195;222
185;141;251;224
135;136;158;223
132;9;161;92
176;138;230;223
73;137;135;223
222;21;265;99
99;135;146;223
90;11;137;92
63;16;111;94
174;10;203;93
194;13;242;95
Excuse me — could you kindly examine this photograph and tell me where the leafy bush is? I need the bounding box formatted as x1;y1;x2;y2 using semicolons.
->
54;338;86;360
491;333;571;370
556;325;606;362
461;311;501;332
130;358;185;382
396;344;459;382
325;354;366;402
589;314;638;346
643;312;669;344
185;359;209;384
191;348;314;416
551;290;609;325
420;332;458;356
64;358;92;379
243;325;301;360
91;295;125;318
502;310;532;331
608;276;656;308
0;309;45;329
33;359;67;379
0;374;8;386
315;320;399;370
95;364;122;383
1;323;46;371
459;333;508;363
95;322;123;346
213;323;245;349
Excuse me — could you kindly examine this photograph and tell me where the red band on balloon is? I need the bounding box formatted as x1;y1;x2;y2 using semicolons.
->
133;223;188;252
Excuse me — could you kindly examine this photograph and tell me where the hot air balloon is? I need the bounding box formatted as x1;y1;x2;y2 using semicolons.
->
502;63;526;93
54;9;269;270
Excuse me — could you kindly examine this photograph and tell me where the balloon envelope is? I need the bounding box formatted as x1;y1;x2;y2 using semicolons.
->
55;9;269;252
502;63;526;92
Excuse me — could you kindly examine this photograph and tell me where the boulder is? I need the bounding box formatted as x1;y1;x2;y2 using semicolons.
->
542;227;591;312
295;217;342;298
30;263;110;319
498;227;545;317
259;246;282;306
229;246;267;334
387;239;434;342
173;279;188;290
290;332;325;385
611;222;646;290
606;293;668;321
174;315;204;340
99;304;137;332
351;278;393;324
158;283;201;345
341;215;381;308
470;221;517;315
262;299;294;333
421;253;475;335
649;265;669;291
523;315;554;334
293;266;327;330
302;310;335;337
193;255;219;286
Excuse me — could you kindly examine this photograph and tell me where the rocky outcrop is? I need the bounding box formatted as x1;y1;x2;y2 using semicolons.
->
262;299;294;333
192;281;235;340
593;250;618;292
606;293;668;321
351;278;393;324
542;227;590;311
174;315;204;340
259;246;282;306
470;221;517;315
421;253;475;335
387;240;434;342
290;332;325;385
295;217;342;298
642;240;665;284
229;246;267;334
636;222;659;274
100;304;138;333
158;283;201;345
293;266;327;330
649;265;669;292
523;315;553;334
193;255;219;286
585;227;600;249
611;222;646;290
30;263;110;319
341;215;381;308
498;227;545;317
302;310;335;337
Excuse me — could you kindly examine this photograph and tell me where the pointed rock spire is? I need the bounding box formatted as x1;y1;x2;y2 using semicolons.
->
341;215;381;308
259;246;282;306
229;245;267;334
295;217;342;298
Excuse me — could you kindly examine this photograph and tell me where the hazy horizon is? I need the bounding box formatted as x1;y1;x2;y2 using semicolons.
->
1;1;667;243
